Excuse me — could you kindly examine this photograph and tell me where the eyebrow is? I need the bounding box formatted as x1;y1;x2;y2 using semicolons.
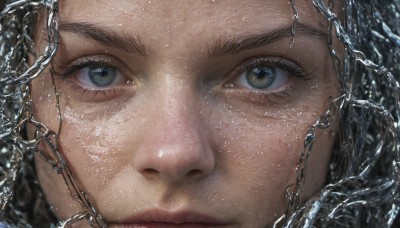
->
58;21;325;59
208;22;327;58
59;22;148;56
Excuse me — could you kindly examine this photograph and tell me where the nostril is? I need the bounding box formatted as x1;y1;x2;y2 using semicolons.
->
186;169;202;177
142;168;160;178
141;168;204;180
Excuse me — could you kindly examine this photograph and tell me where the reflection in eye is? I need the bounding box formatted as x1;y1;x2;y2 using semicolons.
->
237;66;289;91
77;66;121;88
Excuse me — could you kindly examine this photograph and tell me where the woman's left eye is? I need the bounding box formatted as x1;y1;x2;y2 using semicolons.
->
236;66;289;91
77;65;124;88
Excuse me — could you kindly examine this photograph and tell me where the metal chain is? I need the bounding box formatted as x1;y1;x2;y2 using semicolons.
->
0;0;399;227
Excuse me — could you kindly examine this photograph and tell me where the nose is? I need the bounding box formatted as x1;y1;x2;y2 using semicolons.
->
133;86;215;182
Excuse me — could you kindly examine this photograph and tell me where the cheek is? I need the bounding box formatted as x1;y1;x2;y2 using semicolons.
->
213;102;334;222
59;108;132;188
217;120;298;184
219;125;297;216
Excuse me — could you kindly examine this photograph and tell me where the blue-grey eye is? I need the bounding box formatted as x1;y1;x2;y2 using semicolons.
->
237;66;289;91
77;65;123;88
88;66;117;87
246;67;276;89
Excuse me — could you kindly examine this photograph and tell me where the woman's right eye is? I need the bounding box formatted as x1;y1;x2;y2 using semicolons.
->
76;65;123;88
56;57;134;102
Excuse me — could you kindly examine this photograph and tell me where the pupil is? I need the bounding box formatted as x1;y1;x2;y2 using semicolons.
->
88;66;116;87
246;67;276;89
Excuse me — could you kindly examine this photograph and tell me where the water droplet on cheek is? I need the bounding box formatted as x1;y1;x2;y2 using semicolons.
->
232;9;238;16
224;82;234;88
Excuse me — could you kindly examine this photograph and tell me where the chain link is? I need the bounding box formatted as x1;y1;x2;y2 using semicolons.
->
1;0;399;227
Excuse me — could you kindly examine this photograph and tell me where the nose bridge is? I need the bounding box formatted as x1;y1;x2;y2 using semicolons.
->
156;76;199;145
134;78;214;182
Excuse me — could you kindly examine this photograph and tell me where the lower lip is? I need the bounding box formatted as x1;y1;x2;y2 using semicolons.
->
114;222;228;228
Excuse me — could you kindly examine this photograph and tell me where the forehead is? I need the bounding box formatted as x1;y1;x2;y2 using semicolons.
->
58;0;324;37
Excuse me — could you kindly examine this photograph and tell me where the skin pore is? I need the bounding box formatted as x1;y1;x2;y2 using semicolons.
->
31;0;340;227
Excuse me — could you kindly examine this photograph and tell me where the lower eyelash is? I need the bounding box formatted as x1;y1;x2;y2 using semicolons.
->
231;82;298;106
63;78;120;101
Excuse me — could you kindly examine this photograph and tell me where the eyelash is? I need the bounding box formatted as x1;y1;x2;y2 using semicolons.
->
223;56;313;105
52;56;131;100
233;57;310;85
52;55;313;104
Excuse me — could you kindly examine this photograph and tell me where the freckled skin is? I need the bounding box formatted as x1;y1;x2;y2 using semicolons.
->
32;0;340;227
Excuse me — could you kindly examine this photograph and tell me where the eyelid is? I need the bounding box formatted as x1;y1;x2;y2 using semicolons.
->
50;55;136;102
55;55;132;80
230;56;310;83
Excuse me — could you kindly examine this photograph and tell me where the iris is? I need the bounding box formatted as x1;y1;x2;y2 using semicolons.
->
88;66;117;87
245;67;276;89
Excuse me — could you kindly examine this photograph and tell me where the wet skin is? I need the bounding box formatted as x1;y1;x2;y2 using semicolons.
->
32;0;340;227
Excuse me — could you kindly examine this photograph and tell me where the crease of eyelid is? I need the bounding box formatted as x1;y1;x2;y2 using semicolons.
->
49;55;128;80
58;21;148;57
208;22;327;58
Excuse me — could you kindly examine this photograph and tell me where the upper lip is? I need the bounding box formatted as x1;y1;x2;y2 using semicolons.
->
114;208;229;225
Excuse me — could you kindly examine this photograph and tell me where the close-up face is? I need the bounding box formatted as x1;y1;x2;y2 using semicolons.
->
31;0;340;227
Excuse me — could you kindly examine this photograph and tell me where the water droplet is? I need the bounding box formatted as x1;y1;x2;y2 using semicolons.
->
224;82;234;88
232;9;238;16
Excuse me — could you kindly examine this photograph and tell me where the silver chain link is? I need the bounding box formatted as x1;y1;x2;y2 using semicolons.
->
1;0;399;227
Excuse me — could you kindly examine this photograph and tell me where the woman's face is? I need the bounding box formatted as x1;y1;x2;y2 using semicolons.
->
32;0;339;227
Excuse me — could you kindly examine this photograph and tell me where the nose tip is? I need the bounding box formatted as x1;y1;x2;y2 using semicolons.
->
132;82;215;183
135;143;215;182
